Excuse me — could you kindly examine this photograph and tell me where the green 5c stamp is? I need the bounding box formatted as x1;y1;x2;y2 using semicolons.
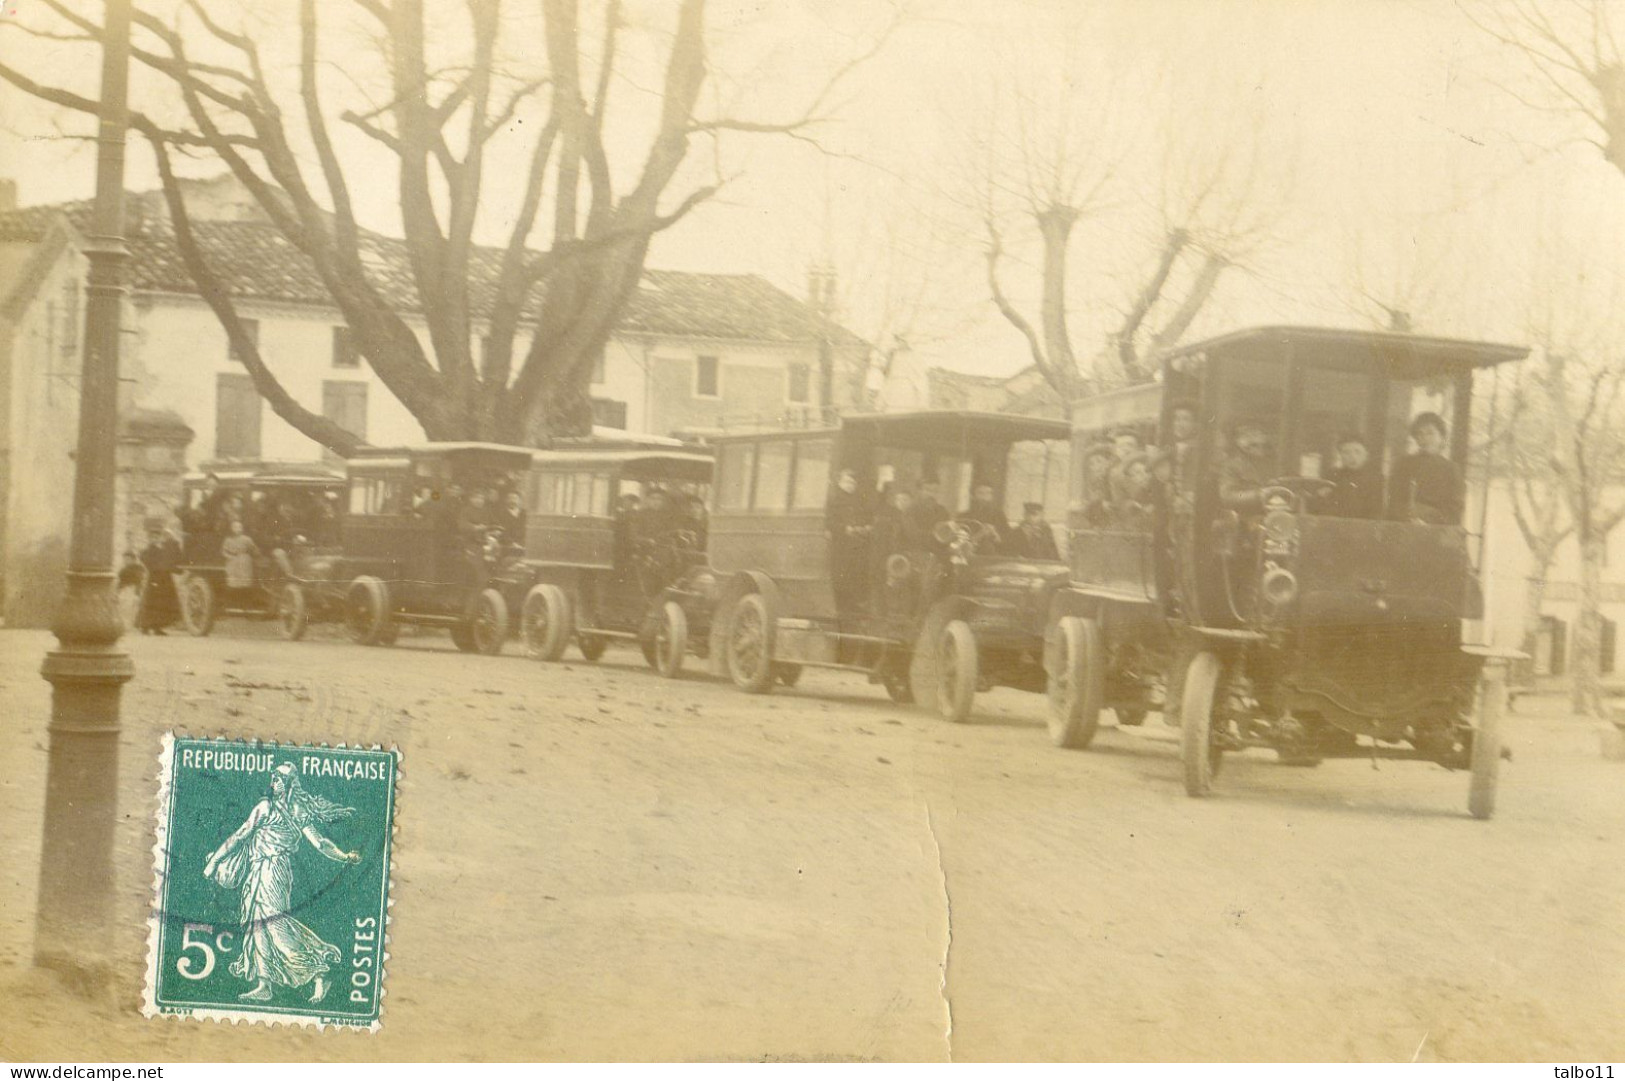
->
143;734;399;1030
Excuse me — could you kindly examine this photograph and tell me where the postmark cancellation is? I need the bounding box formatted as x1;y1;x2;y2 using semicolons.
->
143;734;399;1030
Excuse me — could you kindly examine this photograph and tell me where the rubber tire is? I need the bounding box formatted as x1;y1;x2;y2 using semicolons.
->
181;575;217;637
1046;616;1103;749
470;588;508;656
521;584;572;662
1181;651;1224;797
1114;705;1149;727
775;663;803;688
1469;681;1504;821
936;619;978;724
650;600;688;679
278;583;308;641
346;576;392;646
726;592;777;694
578;633;609;662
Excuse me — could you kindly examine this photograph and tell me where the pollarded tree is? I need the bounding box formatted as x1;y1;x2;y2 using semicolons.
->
0;0;894;450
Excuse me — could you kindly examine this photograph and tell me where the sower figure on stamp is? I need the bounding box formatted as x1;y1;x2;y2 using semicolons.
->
203;763;362;1003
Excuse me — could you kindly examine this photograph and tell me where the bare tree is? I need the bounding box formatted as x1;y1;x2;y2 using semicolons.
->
970;48;1288;400
0;0;892;449
1499;378;1576;681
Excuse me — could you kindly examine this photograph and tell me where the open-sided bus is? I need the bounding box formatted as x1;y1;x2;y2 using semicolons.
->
690;410;1071;720
516;443;713;666
1045;326;1526;817
173;461;345;637
327;442;536;651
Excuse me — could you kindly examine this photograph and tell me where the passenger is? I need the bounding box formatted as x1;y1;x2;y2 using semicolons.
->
1388;412;1464;524
612;493;640;570
959;482;1009;540
876;489;930;555
1324;433;1384;518
221;518;260;597
825;468;873;616
1008;502;1060;560
1115;453;1156;530
496;490;526;547
1107;428;1145;507
1166;401;1199;514
198;473;228;532
1080;443;1115;527
911;478;951;537
1218;419;1274;516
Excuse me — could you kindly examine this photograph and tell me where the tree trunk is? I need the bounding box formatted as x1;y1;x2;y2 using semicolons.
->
1572;535;1610;717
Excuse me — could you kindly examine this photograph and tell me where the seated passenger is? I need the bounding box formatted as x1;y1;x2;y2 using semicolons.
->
1324;433;1383;518
826;468;873;616
1080;443;1115;527
1008;502;1060;560
959;482;1009;540
1107;428;1145;506
1388;412;1464;524
911;478;951;537
1218;419;1274;516
1114;453;1156;530
496;489;526;546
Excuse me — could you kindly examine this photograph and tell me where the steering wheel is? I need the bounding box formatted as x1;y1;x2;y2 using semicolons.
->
1262;476;1336;511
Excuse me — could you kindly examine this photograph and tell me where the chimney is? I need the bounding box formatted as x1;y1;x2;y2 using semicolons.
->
0;179;16;213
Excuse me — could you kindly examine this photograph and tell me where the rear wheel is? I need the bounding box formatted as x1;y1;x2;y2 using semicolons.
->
181;575;217;637
1181;651;1225;797
470;588;508;656
648;600;688;678
345;576;392;646
1046;616;1103;749
521;584;572;661
725;592;776;694
936;619;978;723
278;583;308;641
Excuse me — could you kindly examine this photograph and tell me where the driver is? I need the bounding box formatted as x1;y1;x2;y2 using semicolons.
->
1218;419;1274;516
959;482;1009;541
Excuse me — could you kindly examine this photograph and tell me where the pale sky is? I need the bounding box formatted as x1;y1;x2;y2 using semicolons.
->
1;0;1619;378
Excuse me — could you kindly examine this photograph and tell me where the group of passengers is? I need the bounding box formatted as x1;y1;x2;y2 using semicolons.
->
414;479;528;551
612;486;707;589
825;468;1059;617
1080;402;1466;533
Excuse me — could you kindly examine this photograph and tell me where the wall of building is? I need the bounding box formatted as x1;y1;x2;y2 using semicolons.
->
625;338;828;437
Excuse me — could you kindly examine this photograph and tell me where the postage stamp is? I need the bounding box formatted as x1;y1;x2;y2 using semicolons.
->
143;734;399;1030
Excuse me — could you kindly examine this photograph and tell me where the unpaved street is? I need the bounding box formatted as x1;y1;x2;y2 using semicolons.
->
1;626;1622;1061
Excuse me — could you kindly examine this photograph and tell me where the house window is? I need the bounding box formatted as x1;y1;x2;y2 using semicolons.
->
332;325;360;369
215;373;262;458
787;362;811;404
228;318;260;363
591;397;627;430
322;381;368;461
695;355;720;399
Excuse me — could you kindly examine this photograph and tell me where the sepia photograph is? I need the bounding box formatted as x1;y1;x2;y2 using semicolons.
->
0;0;1623;1066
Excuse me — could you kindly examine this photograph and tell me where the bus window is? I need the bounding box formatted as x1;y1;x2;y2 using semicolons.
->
791;439;832;510
753;439;794;511
716;443;755;511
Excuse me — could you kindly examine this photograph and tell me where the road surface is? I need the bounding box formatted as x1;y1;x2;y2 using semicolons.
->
1;626;1621;1061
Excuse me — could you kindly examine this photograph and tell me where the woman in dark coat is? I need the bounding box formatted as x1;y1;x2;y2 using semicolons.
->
1387;412;1464;525
136;527;182;634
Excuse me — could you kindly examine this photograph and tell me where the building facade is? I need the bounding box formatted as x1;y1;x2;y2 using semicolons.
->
0;176;866;626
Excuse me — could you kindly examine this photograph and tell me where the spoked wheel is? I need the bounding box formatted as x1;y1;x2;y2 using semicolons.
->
647;600;688;679
578;633;609;662
935;619;978;723
345;576;393;646
774;663;803;688
1469;673;1506;821
469;588;508;656
1181;651;1226;797
522;584;572;662
725;592;776;694
181;575;217;637
1046;616;1103;749
278;583;309;641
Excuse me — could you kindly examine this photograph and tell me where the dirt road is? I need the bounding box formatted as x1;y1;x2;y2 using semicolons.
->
1;626;1621;1061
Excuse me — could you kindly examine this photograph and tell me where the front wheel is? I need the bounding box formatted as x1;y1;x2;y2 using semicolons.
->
725;592;776;694
278;583;309;641
936;619;978;723
470;588;508;656
181;575;217;637
1046;616;1103;749
521;584;573;661
647;600;688;678
345;576;392;646
1181;651;1225;797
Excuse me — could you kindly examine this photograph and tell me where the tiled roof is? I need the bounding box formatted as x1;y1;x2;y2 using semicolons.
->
0;192;868;351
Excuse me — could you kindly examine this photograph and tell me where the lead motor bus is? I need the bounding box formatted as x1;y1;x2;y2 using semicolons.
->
691;411;1072;721
1045;326;1526;818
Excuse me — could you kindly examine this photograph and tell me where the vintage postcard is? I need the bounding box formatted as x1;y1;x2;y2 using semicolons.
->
143;735;398;1030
